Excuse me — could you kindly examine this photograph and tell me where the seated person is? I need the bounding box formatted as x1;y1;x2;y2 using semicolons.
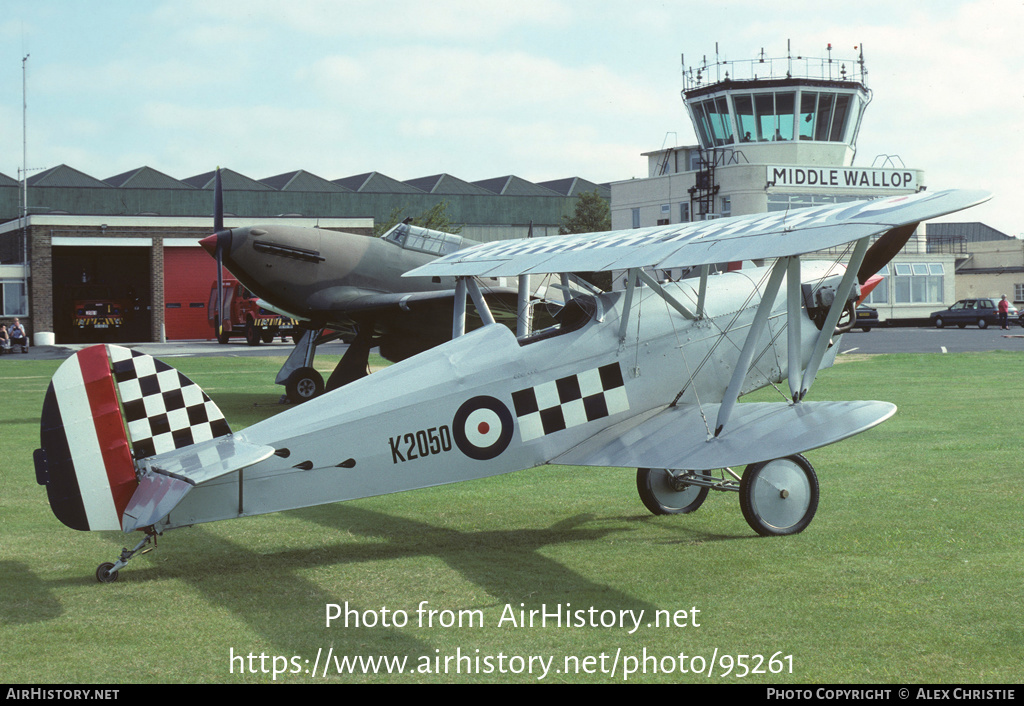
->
8;318;27;353
0;325;10;353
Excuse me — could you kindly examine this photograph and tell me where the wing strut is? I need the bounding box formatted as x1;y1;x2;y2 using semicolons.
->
452;276;496;339
618;269;639;344
517;274;531;337
617;267;697;346
636;269;696;320
786;257;803;402
696;264;710;319
714;258;788;436
453;278;467;338
798;236;870;400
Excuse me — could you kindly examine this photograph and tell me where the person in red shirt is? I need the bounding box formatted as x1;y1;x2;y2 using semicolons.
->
998;295;1010;329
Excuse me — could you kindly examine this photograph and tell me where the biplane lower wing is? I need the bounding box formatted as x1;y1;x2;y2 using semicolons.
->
553;400;896;471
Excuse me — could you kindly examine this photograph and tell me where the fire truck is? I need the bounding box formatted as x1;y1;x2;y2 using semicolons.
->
70;285;130;338
208;279;296;345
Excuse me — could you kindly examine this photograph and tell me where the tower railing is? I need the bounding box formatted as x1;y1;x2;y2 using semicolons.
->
683;44;867;93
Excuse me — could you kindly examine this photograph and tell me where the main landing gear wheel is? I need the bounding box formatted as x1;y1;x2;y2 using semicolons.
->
96;562;119;583
739;454;818;536
636;468;709;515
286;367;324;404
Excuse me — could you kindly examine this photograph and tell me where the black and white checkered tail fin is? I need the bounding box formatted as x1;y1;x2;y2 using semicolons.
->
35;344;232;533
107;346;232;461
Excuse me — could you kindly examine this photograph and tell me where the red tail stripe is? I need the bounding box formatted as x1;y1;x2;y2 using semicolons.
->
78;345;136;523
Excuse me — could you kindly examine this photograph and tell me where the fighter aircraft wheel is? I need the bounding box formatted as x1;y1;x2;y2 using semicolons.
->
739;454;818;536
286;367;324;403
636;468;709;515
96;562;119;583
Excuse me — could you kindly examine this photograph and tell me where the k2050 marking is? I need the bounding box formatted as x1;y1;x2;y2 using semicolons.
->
389;426;453;464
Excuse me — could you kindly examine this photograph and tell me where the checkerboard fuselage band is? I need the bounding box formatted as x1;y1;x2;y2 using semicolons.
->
512;363;628;442
109;348;231;459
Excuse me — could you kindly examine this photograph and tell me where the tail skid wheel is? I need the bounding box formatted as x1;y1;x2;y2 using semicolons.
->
96;562;119;583
739;454;818;536
637;468;710;515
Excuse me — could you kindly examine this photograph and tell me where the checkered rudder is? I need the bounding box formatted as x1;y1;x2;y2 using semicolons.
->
109;347;231;459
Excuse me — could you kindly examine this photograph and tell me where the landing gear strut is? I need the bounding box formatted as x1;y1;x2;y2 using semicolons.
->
636;454;820;536
95;528;159;583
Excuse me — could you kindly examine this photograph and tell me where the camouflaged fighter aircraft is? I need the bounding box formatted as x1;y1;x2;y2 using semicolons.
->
198;170;576;403
34;188;989;582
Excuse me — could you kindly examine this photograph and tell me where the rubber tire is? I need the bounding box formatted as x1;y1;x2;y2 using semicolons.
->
977;318;988;329
636;468;710;515
215;316;230;344
245;319;261;346
96;562;119;583
286;367;324;404
739;454;818;536
934;317;944;329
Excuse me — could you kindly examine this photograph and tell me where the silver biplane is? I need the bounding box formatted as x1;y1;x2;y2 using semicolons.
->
33;188;988;581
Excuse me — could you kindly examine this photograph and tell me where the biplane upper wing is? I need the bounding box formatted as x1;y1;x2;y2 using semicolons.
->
405;189;991;278
552;400;896;472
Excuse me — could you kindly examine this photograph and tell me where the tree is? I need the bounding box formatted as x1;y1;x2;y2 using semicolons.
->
373;200;463;237
559;189;611;235
558;190;613;290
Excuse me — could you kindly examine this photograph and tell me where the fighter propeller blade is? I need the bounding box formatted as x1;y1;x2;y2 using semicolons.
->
209;168;227;340
857;221;918;284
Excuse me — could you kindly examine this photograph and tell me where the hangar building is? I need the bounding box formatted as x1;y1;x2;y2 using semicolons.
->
0;167;609;344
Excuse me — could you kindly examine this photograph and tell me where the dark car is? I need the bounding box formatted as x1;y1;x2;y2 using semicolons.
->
930;298;1019;329
855;305;879;331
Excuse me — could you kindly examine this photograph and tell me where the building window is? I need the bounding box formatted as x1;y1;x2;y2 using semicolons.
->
720;196;731;217
893;262;944;304
632;208;640;229
1;281;27;317
864;265;889;304
1015;284;1024;303
680;202;690;222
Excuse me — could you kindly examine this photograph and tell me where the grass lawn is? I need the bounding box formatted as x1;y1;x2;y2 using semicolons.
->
1;350;1021;683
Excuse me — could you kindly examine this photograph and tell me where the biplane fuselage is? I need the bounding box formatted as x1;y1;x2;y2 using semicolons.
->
157;262;842;530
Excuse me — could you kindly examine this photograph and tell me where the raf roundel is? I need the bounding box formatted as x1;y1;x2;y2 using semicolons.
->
452;396;514;460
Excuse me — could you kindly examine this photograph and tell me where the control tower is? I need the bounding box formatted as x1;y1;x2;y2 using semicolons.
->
611;44;941;325
614;43;921;229
682;42;871;167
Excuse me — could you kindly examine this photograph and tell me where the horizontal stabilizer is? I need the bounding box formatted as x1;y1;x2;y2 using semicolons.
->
141;434;276;485
554;400;896;471
122;435;275;531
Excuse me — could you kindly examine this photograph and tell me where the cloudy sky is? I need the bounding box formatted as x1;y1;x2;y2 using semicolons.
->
1;0;1020;234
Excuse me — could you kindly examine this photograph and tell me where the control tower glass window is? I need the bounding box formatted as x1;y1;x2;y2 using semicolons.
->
693;97;733;146
734;95;755;142
692;86;863;148
799;91;854;142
